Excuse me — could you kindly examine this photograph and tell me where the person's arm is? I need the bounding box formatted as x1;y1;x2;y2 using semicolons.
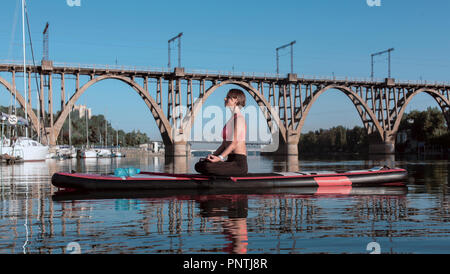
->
213;142;226;156
205;140;226;161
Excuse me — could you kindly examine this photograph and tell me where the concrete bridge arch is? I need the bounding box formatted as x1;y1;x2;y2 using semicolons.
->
0;76;39;133
294;84;385;140
52;74;172;146
392;87;450;133
178;79;287;146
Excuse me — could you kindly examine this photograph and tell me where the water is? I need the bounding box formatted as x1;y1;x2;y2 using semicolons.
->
0;154;448;254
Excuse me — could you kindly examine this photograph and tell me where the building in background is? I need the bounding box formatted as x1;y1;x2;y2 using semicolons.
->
73;105;92;119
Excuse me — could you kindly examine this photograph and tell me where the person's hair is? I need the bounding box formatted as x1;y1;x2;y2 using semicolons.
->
227;89;246;107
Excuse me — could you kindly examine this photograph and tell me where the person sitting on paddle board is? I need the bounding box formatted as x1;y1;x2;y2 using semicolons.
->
195;88;248;176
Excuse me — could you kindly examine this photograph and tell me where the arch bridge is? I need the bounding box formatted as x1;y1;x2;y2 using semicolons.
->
0;61;448;156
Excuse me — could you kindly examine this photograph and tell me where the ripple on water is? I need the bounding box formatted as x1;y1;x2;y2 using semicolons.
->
0;155;449;253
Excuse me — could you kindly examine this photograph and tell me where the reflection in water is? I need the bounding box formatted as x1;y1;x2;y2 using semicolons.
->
165;156;190;174
368;154;396;169
198;195;249;253
0;161;53;254
287;155;299;172
0;155;449;253
50;186;408;254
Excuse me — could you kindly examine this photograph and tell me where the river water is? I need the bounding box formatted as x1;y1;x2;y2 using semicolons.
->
0;153;448;254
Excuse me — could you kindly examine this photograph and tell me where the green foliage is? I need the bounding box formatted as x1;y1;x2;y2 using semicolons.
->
299;125;369;154
58;109;151;146
399;106;449;148
299;107;449;154
0;105;35;137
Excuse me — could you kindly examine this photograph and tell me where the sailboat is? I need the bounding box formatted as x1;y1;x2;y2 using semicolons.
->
0;1;48;162
81;148;97;158
80;107;97;158
112;130;123;157
0;113;48;161
56;86;77;159
97;120;113;157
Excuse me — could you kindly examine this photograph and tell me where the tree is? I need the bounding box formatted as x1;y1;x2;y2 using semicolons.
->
52;108;151;146
299;125;368;154
399;107;449;149
399;107;447;143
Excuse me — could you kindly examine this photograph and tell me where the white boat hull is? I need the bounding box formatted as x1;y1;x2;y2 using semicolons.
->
81;149;98;158
1;145;49;161
56;147;77;158
96;149;112;158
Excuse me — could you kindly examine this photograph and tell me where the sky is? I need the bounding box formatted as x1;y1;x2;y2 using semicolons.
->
0;0;449;141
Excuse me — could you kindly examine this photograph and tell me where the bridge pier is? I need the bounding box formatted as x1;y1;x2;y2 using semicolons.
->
165;141;189;157
42;127;56;146
281;142;299;155
262;131;300;156
165;155;190;174
368;132;396;154
282;132;300;155
368;142;395;154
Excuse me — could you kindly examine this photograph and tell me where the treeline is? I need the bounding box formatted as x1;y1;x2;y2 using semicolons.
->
0;105;151;147
298;107;449;154
298;126;369;154
58;109;151;146
397;107;449;149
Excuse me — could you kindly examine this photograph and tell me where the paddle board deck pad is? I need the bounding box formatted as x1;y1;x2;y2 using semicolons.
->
51;166;408;191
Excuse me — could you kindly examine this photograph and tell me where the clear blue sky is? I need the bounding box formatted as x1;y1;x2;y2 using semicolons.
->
0;0;449;140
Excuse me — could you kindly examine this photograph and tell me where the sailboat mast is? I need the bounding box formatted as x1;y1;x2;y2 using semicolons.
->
22;0;28;137
85;107;89;147
68;92;71;147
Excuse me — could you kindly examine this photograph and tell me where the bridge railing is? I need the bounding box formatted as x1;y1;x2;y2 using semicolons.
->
0;59;172;74
53;62;172;74
1;59;448;86
183;68;392;83
0;59;36;66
